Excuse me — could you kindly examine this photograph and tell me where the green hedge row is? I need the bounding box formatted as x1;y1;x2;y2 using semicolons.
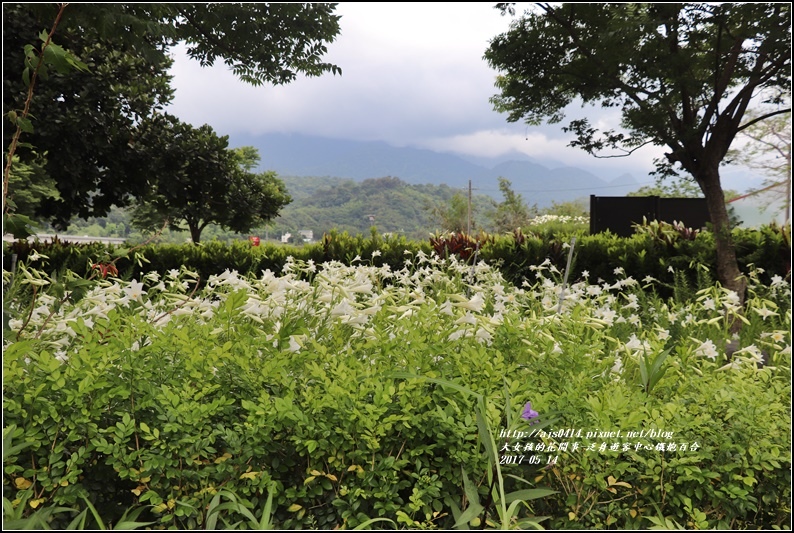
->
4;225;791;298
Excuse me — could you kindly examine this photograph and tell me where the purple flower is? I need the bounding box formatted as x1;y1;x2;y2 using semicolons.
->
521;402;539;424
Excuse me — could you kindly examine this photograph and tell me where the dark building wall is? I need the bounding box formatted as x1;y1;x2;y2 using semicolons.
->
590;196;709;236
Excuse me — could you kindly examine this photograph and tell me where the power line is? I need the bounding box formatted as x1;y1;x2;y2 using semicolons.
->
474;180;658;194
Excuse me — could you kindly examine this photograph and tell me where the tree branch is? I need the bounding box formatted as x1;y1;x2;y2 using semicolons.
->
176;6;242;66
538;4;651;113
3;3;69;216
737;108;793;133
589;140;656;159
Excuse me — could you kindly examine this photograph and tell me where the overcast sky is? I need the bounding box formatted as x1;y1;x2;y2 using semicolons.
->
165;2;760;190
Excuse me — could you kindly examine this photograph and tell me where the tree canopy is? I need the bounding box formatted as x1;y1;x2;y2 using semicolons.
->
15;3;342;86
490;177;538;233
485;2;791;299
3;3;341;228
429;192;473;234
3;3;175;227
131;118;291;244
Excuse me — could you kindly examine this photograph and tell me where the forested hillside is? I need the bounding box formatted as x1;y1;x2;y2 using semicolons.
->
272;176;496;239
46;175;504;242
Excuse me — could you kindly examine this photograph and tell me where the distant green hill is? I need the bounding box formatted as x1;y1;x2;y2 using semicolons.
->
272;175;497;240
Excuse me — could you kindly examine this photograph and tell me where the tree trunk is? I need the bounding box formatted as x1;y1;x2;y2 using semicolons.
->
697;163;747;305
188;223;202;244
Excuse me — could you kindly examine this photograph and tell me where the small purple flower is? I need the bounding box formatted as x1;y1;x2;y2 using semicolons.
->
521;402;539;424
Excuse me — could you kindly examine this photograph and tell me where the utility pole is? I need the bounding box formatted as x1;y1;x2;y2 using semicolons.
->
467;179;472;236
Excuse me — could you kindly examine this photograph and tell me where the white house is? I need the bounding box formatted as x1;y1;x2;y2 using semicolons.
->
281;230;314;243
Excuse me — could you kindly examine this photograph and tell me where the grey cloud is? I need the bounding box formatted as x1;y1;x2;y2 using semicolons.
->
163;4;759;192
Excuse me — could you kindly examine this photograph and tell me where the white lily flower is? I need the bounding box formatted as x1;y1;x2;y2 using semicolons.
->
454;292;484;313
694;340;719;361
123;280;146;303
753;306;778;320
454;313;478;326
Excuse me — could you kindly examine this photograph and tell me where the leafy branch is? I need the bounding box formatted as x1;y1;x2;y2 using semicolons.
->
3;3;88;219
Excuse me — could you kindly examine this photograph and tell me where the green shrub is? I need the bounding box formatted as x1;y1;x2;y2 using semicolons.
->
4;251;790;529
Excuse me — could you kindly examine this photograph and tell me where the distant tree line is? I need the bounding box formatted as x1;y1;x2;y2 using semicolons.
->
54;176;595;244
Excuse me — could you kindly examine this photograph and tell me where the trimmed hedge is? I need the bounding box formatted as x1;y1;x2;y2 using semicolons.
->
4;225;791;298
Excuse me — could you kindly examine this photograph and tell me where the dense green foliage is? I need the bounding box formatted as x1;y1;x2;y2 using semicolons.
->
3;248;790;529
3;3;340;227
3;3;792;527
5;154;57;221
273;176;497;240
627;179;704;199
485;3;790;179
3;3;174;227
490;177;538;234
727;104;792;222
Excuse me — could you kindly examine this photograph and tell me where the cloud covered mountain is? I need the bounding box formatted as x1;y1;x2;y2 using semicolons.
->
229;132;640;207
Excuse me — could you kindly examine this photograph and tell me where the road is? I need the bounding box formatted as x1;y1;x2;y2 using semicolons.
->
2;234;127;245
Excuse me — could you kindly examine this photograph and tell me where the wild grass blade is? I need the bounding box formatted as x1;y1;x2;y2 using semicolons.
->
352;517;398;529
454;468;485;528
66;508;88;530
256;487;276;529
648;347;673;392
383;371;481;399
112;505;154;530
503;488;558;504
80;496;106;530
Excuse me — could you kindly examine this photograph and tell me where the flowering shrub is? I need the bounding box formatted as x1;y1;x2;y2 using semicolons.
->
2;250;791;528
633;218;700;245
527;214;589;226
430;232;485;261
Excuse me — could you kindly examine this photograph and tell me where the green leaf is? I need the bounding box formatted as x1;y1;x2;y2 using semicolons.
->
255;487;276;529
384;372;480;399
455;503;485;529
66;508;89;530
2;427;35;462
454;471;485;530
42;43;77;74
503;488;558;504
461;468;480;508
638;350;649;389
16;116;34;134
113;519;156;530
80;496;107;530
475;400;497;467
3;213;35;239
647;347;672;392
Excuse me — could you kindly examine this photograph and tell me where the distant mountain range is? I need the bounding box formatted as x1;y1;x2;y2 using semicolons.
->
227;132;642;208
